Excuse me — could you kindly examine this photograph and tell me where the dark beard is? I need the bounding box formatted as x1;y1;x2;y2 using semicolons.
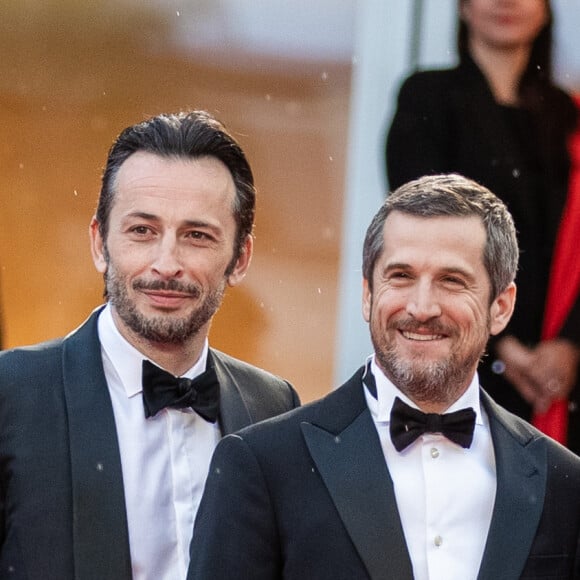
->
106;267;225;345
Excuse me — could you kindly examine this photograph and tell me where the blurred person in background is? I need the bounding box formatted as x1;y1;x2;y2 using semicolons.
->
386;0;580;452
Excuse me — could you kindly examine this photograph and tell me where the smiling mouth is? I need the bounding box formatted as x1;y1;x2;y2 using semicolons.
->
145;290;193;299
133;278;201;297
401;330;445;341
141;290;197;308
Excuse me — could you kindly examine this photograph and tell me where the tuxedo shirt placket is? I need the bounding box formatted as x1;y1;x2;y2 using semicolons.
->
364;357;496;580
97;305;221;580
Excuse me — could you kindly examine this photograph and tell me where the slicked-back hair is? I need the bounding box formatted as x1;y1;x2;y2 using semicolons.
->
363;174;519;301
96;110;255;271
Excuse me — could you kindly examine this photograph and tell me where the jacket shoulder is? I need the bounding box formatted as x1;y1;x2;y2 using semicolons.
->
484;390;580;475
236;367;367;441
210;348;300;411
0;337;64;382
211;349;288;385
0;308;100;388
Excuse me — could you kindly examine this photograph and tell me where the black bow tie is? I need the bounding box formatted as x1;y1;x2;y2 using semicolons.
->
141;359;220;422
390;396;476;452
362;367;475;452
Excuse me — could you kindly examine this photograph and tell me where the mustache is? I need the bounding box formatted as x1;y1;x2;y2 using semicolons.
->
391;318;453;336
132;278;201;298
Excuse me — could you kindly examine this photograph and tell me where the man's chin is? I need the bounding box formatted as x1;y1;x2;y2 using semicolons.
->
395;350;448;368
381;355;451;382
120;312;200;344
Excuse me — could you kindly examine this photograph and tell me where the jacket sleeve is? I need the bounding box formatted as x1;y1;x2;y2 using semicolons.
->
187;434;281;580
386;72;454;191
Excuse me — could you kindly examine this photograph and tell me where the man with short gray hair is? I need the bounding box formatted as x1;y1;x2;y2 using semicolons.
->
189;173;580;580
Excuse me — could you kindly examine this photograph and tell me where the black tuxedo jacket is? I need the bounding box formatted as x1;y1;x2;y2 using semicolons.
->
386;57;580;448
0;307;299;580
189;367;580;580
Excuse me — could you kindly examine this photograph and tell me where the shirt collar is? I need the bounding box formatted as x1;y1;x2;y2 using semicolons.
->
364;354;483;425
97;303;209;399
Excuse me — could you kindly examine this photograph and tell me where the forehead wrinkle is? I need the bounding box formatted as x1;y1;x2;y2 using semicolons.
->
122;211;158;221
114;153;236;200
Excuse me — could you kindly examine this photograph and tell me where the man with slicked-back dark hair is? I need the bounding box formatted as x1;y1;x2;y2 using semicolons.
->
0;111;299;580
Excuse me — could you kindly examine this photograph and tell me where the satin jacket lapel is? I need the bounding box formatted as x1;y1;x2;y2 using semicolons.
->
301;372;413;580
477;392;547;580
62;308;132;580
211;350;253;435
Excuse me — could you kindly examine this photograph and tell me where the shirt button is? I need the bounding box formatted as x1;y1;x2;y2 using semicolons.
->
434;535;443;547
430;447;440;459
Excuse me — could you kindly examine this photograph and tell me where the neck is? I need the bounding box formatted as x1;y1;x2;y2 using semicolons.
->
411;400;458;414
111;309;208;376
133;338;207;377
376;360;474;414
469;41;531;105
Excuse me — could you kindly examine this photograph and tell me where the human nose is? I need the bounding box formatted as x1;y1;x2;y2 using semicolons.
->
406;280;441;321
151;235;183;278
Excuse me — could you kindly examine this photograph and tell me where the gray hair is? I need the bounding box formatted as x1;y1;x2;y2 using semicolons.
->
362;174;519;300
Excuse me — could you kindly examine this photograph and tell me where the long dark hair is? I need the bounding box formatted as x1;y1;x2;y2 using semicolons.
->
457;0;576;128
458;1;551;97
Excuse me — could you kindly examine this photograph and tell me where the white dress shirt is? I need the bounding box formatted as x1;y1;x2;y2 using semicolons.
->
364;355;496;580
98;304;221;580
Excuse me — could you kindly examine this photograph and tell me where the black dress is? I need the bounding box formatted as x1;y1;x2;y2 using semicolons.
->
386;55;580;452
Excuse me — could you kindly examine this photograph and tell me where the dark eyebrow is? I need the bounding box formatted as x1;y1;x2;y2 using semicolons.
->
437;263;474;277
123;212;223;235
182;219;218;229
383;262;412;273
124;213;213;228
383;262;475;281
441;267;476;283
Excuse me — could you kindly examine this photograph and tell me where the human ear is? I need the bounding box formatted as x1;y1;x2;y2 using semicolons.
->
362;278;372;323
489;282;516;336
89;216;107;274
227;235;253;287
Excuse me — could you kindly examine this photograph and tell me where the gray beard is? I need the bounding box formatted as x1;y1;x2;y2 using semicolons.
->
370;314;489;406
375;347;479;405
